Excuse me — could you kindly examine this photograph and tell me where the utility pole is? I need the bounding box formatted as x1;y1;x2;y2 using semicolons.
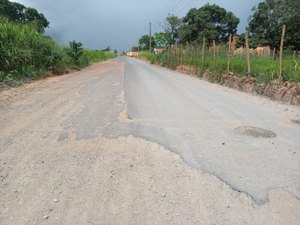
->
149;22;152;55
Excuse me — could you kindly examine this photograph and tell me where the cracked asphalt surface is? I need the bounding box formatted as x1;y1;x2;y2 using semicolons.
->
118;57;300;203
0;57;299;224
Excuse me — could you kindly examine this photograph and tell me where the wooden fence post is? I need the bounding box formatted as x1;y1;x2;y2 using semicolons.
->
245;32;251;77
170;45;173;68
227;35;232;73
213;40;216;60
279;24;286;82
202;37;206;66
273;48;276;60
182;44;184;65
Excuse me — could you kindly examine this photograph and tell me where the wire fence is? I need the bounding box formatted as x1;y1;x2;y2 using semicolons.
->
140;27;300;83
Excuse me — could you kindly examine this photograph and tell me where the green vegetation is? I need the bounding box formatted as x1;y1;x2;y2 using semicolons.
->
180;4;240;44
133;0;300;84
83;49;117;64
0;18;60;81
0;18;116;83
0;0;117;84
140;46;300;83
247;0;300;49
0;0;49;33
136;4;240;50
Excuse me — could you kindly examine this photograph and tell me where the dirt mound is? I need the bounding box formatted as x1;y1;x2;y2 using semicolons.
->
219;74;300;105
176;65;197;75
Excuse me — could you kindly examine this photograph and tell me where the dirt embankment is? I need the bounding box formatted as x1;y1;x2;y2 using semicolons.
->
175;65;300;105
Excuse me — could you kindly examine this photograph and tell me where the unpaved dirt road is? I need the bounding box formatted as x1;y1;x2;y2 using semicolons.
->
0;57;299;225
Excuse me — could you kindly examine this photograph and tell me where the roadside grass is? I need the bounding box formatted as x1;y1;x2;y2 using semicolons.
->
139;48;300;83
0;18;116;83
83;49;116;64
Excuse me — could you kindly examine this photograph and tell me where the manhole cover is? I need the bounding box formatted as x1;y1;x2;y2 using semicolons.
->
234;126;276;138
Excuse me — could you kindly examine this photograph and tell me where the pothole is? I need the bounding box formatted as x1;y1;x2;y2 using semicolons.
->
291;119;300;125
234;126;276;138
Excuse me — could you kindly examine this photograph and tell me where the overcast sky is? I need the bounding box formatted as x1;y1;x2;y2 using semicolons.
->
12;0;262;52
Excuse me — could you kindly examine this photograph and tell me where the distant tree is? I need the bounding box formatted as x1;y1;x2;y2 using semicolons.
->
154;32;170;48
180;4;239;44
0;0;25;22
0;0;49;32
114;49;118;54
24;8;49;33
236;32;260;49
138;35;156;50
131;46;139;52
67;41;84;65
164;15;182;45
102;46;111;52
248;0;300;49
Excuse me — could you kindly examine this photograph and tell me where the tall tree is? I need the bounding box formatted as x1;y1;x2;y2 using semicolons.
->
0;0;49;32
180;4;239;44
154;32;170;48
164;15;182;45
0;0;25;22
138;35;156;50
24;8;49;33
248;0;300;49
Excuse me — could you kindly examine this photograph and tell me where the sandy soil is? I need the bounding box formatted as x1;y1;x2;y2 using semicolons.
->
0;60;300;225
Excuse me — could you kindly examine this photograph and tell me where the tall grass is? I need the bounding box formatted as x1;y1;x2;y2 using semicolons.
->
0;18;57;80
140;44;300;83
0;18;116;82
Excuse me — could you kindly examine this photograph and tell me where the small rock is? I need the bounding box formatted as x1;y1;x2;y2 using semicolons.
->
0;175;6;182
109;171;116;178
129;164;133;168
222;142;225;145
53;198;59;203
43;215;49;220
162;193;167;197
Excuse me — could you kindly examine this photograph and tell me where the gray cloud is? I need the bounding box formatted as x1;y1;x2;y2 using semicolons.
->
12;0;262;52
